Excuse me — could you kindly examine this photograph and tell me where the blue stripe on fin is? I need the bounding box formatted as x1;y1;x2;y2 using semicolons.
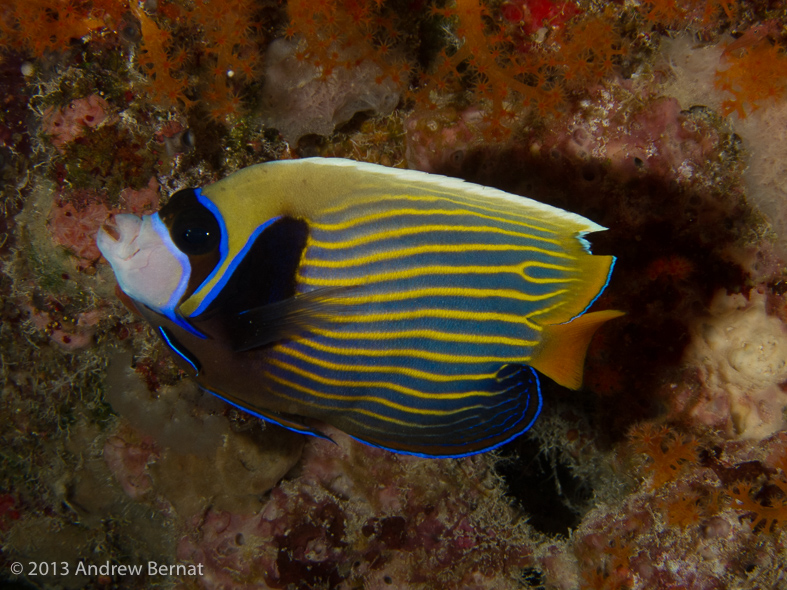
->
158;326;201;376
201;386;332;441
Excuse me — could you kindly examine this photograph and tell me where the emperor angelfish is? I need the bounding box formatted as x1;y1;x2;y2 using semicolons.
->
97;158;622;457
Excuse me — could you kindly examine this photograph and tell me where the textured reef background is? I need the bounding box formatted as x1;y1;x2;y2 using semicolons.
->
2;0;787;588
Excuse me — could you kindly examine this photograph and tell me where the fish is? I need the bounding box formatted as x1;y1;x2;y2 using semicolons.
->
97;157;622;457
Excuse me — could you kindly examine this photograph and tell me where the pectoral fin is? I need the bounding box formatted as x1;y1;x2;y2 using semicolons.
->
230;286;360;352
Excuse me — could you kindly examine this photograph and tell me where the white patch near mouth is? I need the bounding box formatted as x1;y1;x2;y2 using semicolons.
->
97;213;191;315
97;214;142;260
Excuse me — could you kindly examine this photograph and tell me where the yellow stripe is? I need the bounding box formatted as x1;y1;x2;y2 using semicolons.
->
309;326;536;347
320;193;564;232
321;308;541;331
297;337;532;364
277;345;497;382
265;371;487;421
304;242;574;269
519;261;577;284
525;300;568;320
315;286;568;304
268;357;500;400
312;207;558;234
310;224;561;249
298;261;577;287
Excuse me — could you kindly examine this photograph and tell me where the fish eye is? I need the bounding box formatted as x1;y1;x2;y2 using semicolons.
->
181;225;213;246
170;204;221;256
159;189;222;256
159;189;221;256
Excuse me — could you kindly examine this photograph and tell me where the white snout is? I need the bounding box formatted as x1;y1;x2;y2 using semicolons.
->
96;213;191;315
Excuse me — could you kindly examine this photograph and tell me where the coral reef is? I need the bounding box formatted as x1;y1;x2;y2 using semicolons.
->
1;0;787;589
177;427;535;589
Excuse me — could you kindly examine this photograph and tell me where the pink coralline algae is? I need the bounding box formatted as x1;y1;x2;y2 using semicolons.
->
47;199;111;265
24;303;104;351
118;176;160;216
40;95;111;151
47;178;159;268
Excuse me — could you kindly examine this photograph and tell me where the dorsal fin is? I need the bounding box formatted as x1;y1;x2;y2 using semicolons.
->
529;310;625;390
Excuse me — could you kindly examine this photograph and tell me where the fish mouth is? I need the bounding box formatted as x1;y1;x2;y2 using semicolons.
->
97;214;143;262
101;219;121;242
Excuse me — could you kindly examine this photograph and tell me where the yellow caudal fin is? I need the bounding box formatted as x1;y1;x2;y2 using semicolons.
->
529;310;625;390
